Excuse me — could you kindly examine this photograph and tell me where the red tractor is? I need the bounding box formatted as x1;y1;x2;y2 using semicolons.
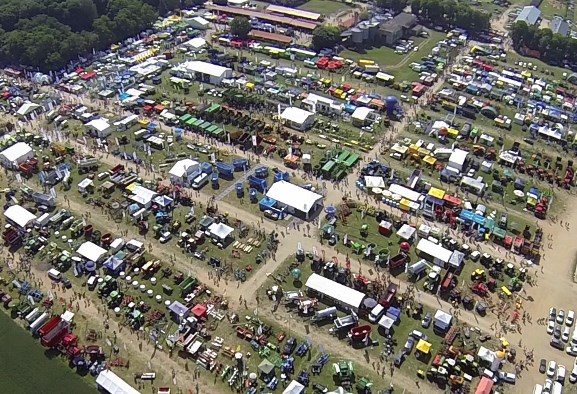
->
470;282;489;297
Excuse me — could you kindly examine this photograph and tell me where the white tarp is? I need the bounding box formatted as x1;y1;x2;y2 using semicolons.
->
378;315;394;330
130;186;158;207
77;241;107;262
266;181;323;214
388;183;422;203
280;107;314;126
282;380;305;394
396;224;416;240
96;370;141;394
305;273;365;310
4;205;37;228
208;222;234;240
364;176;385;188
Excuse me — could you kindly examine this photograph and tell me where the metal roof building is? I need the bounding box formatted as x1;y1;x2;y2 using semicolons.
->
551;16;570;36
515;6;541;25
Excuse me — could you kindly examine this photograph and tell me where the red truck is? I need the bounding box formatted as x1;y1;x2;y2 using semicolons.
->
379;283;398;308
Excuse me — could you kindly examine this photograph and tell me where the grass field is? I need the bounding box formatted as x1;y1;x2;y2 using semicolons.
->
297;0;351;15
0;312;98;394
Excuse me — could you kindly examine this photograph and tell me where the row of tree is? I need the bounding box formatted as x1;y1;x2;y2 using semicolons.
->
511;20;577;65
410;0;491;33
0;0;199;70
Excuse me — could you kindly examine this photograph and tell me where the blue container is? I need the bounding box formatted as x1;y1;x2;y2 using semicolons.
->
249;188;258;203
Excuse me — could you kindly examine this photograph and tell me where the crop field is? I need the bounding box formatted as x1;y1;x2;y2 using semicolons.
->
0;312;98;394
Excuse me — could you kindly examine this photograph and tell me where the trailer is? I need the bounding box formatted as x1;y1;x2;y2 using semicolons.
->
38;316;62;337
389;253;408;271
24;307;41;324
29;312;49;333
41;312;74;347
216;162;234;180
334;313;358;330
248;175;267;193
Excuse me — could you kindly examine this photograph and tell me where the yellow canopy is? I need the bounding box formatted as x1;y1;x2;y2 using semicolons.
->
428;187;446;199
416;339;432;354
125;183;138;192
423;155;437;166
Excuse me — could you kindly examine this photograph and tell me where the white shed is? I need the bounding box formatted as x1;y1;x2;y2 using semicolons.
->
76;241;107;262
448;148;468;172
85;118;113;138
280;107;315;131
188;16;210;30
0;142;34;168
4;205;37;228
169;159;200;185
184;37;207;52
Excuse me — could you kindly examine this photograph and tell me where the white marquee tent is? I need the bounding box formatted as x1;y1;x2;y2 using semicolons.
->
282;380;305;394
77;241;107;262
305;273;365;311
266;181;323;219
4;205;37;228
96;370;141;394
0;142;34;168
208;222;234;241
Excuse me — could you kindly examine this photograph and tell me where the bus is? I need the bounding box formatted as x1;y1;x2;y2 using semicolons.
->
359;59;375;66
287;47;317;60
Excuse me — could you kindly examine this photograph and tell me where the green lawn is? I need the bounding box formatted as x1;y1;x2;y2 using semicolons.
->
538;0;568;20
0;312;98;394
297;0;352;15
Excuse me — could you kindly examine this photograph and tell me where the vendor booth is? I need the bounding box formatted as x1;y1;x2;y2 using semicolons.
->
265;181;323;220
76;241;107;263
305;273;365;311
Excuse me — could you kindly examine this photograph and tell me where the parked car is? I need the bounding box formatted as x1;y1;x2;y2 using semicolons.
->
540;359;547;374
554;326;562;339
563;327;571;342
421;313;432;328
568;310;575;327
548;320;556;335
570;365;577;384
548;360;558;378
557;309;566;325
498;371;516;384
159;231;172;243
394;351;406;367
283;337;297;355
403;337;415;354
550;307;557;322
557;364;566;383
551;338;564;350
566;346;577;356
544;379;553;392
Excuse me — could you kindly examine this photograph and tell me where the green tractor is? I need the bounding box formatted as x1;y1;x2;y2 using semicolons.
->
98;276;117;297
107;290;123;308
360;224;369;238
356;377;373;394
333;360;354;389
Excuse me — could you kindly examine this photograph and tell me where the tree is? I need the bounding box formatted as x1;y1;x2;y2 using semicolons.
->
377;0;408;14
230;17;251;40
312;25;341;51
510;21;529;47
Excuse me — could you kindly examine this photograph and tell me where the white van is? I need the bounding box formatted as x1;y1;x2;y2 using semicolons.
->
48;268;62;281
532;384;542;394
368;304;385;323
192;173;209;190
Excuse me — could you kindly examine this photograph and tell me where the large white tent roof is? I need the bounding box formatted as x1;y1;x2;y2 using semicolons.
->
282;380;305;394
4;205;36;228
266;181;322;213
77;241;107;262
208;222;234;240
305;273;365;310
179;60;231;78
0;142;33;163
96;370;141;394
169;159;199;177
280;107;314;125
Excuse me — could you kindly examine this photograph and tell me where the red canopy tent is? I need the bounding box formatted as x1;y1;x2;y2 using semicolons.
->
191;304;207;319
